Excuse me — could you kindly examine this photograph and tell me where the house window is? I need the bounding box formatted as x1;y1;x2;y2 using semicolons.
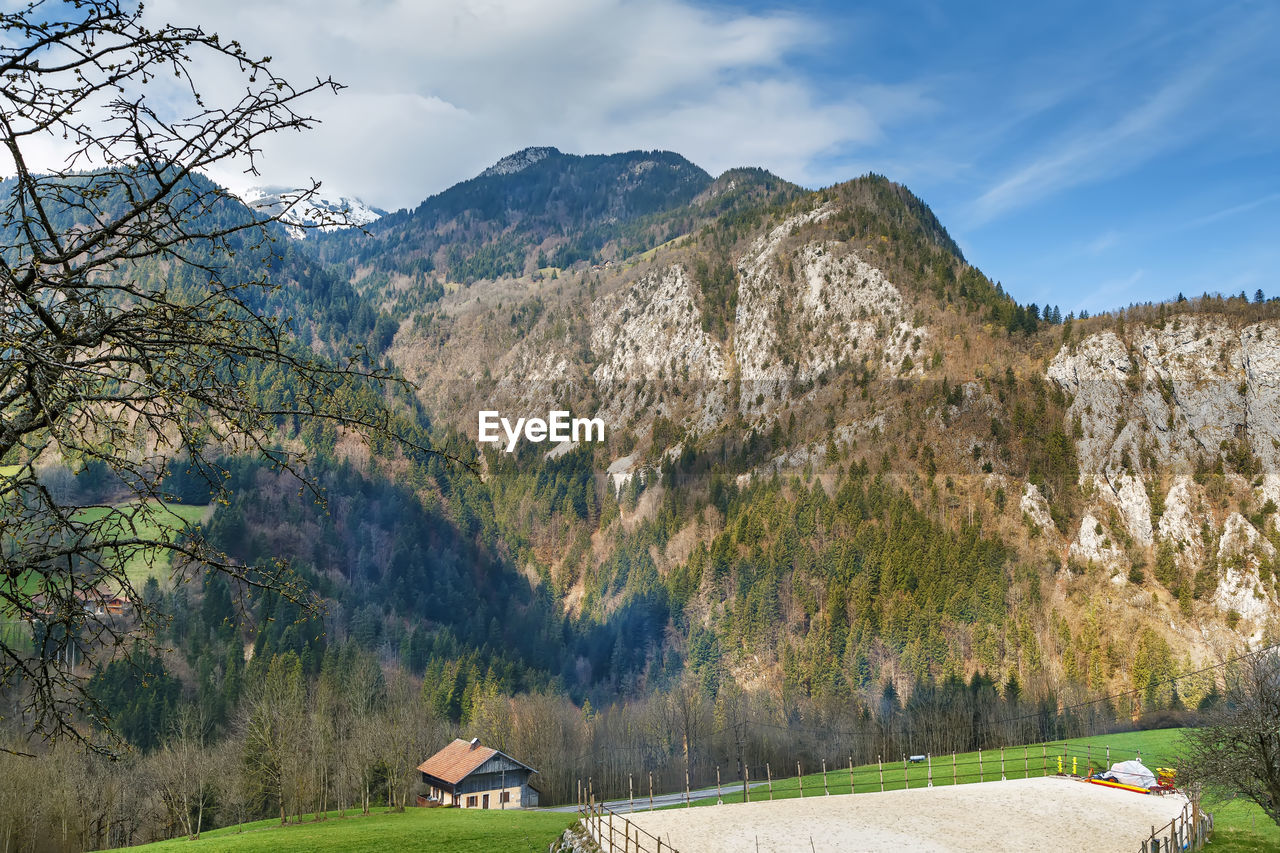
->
500;791;511;803
466;796;477;808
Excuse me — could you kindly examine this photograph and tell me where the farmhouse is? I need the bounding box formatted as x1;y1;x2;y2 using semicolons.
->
418;738;540;809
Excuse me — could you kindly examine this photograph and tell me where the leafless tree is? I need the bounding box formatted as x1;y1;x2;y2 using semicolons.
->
213;736;253;831
238;655;308;824
150;706;214;839
0;0;434;751
330;655;383;816
1180;649;1280;828
377;669;444;811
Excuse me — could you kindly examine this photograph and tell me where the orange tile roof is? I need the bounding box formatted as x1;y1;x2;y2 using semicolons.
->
418;739;498;786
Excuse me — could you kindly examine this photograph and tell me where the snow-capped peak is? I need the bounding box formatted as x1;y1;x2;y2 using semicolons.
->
479;147;559;178
240;186;386;239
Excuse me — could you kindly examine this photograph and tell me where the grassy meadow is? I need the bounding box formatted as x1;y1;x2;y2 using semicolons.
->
103;807;573;853
0;498;208;652
2;461;208;589
73;499;211;587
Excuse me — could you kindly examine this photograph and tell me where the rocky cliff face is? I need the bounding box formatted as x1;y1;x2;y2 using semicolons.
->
405;193;936;446
1048;317;1280;635
734;205;927;420
374;165;1280;687
590;264;729;433
1047;318;1280;477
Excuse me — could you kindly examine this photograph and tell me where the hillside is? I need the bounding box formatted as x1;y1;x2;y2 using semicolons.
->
329;153;1278;716
310;148;802;313
15;152;1276;721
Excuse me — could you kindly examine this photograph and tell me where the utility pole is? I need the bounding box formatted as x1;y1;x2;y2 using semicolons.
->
735;719;748;803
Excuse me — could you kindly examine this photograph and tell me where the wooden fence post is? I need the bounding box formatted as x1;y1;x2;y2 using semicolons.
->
1041;744;1046;776
823;759;830;795
629;774;634;814
745;764;751;803
798;762;804;798
952;752;957;786
716;767;722;805
1001;747;1006;781
978;748;983;782
649;772;654;811
685;768;690;808
878;755;884;792
903;755;909;790
1023;745;1028;778
849;756;854;794
767;764;773;800
927;753;933;787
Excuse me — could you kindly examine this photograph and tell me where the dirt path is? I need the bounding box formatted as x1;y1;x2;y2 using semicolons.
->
628;776;1186;852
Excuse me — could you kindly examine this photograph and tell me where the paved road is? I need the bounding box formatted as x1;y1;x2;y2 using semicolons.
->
543;782;766;814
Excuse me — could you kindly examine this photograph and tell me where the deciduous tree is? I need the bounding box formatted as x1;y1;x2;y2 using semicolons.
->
0;0;429;750
1181;650;1280;828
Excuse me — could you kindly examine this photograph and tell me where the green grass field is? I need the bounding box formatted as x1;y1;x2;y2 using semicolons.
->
105;807;573;853
73;500;210;586
1;499;208;653
682;729;1279;851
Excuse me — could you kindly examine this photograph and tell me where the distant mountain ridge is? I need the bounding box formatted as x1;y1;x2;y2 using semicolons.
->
240;185;386;238
309;148;801;287
479;146;559;177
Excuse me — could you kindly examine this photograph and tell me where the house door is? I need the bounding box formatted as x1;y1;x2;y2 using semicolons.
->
482;794;490;809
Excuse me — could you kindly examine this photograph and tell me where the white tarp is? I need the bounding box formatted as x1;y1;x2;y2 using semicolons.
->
1102;759;1156;789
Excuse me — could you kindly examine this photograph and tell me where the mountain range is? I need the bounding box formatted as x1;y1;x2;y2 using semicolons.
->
45;146;1276;726
224;145;1275;714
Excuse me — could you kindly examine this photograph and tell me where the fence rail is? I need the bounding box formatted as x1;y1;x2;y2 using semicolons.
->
568;740;1210;853
577;799;680;853
1140;802;1212;853
576;740;1177;807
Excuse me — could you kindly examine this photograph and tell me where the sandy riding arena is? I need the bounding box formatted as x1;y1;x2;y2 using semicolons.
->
628;776;1187;853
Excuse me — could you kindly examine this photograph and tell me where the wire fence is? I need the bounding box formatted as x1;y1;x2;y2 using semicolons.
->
571;739;1210;851
602;741;1169;805
575;798;681;853
1140;801;1213;852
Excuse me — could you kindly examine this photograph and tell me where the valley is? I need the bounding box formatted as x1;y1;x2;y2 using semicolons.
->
3;145;1277;850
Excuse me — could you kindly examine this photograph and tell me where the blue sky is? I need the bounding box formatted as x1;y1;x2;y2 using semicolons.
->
148;0;1278;314
806;0;1280;314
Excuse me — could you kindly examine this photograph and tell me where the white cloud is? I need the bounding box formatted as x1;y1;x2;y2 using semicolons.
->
965;8;1273;226
1185;192;1280;229
136;0;909;208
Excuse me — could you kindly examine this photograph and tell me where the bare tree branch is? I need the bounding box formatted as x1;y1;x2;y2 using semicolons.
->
0;0;447;753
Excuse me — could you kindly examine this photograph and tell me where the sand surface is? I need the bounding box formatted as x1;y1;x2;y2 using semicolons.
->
626;776;1186;852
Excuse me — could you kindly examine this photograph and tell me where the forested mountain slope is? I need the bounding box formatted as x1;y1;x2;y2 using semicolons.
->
14;153;1279;752
310;150;1280;717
